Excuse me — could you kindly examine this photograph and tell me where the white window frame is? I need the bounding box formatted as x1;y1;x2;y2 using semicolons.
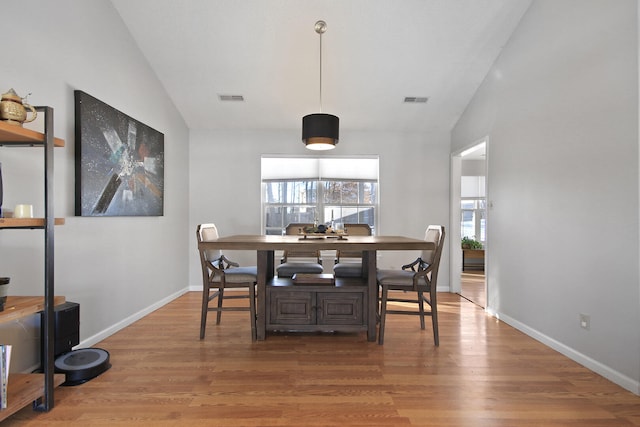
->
261;156;379;235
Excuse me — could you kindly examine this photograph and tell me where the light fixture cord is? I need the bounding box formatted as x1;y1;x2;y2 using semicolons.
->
319;30;323;113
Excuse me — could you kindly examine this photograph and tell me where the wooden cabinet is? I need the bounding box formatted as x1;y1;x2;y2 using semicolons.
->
462;249;485;271
0;109;64;418
266;277;368;334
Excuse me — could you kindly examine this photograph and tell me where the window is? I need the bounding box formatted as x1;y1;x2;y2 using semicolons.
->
262;157;379;235
461;175;486;243
461;199;486;242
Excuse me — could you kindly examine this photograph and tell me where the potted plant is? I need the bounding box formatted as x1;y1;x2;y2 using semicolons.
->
461;236;483;249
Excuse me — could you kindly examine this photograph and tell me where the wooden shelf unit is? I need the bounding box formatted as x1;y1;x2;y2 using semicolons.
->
0;121;64;147
0;296;65;324
0;107;64;416
1;374;65;420
0;218;65;229
462;248;485;272
0;297;66;421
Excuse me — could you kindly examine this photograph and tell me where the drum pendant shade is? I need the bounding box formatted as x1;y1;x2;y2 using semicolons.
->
302;113;339;150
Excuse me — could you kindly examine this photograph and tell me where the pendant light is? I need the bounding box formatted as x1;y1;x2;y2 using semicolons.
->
302;20;339;150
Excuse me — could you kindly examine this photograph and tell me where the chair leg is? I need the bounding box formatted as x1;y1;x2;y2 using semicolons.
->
249;284;257;341
216;288;224;324
378;286;388;345
418;290;426;330
376;285;382;323
431;289;439;346
200;286;210;340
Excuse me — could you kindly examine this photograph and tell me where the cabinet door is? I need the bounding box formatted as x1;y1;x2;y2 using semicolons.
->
268;290;315;325
317;292;364;325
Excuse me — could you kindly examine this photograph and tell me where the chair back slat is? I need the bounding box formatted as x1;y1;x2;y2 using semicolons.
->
198;223;222;262
282;223;321;261
335;223;372;261
421;225;445;289
421;226;443;265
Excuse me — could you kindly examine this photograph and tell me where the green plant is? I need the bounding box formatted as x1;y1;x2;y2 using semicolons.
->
461;236;483;249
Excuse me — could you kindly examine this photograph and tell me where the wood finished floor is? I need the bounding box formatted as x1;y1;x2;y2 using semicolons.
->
7;291;639;426
460;271;485;308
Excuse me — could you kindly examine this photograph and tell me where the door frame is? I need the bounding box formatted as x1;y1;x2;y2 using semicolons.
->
450;137;488;302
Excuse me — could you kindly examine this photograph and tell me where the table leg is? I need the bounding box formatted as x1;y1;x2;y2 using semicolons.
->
256;250;273;340
364;250;377;342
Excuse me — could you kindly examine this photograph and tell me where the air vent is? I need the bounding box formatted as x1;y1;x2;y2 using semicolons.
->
404;97;429;103
219;95;244;101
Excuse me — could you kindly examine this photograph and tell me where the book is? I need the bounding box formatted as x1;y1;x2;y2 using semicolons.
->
0;344;11;409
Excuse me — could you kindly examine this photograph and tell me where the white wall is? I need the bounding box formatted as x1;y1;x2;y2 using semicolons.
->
452;0;640;394
0;0;190;371
189;129;451;290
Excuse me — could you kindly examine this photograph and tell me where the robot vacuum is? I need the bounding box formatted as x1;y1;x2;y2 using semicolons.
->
54;348;111;386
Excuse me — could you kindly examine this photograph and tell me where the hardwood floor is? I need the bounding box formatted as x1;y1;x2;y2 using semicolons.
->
460;270;485;308
7;291;639;426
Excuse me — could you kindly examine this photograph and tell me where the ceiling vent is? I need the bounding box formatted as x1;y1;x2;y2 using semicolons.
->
219;95;244;101
404;97;429;103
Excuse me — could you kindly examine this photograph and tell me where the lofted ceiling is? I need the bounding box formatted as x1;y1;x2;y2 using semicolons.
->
111;0;531;134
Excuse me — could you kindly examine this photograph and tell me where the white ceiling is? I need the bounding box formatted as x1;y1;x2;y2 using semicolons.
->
111;0;531;134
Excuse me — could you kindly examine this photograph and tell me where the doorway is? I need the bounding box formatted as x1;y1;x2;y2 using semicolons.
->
450;139;487;308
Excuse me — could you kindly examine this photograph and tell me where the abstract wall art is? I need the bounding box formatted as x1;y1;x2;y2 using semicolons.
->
74;90;164;216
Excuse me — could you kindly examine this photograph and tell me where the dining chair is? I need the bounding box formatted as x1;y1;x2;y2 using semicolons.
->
333;223;372;278
196;223;257;341
275;223;324;278
376;225;446;345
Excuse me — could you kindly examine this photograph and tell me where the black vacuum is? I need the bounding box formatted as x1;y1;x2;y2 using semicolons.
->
43;302;111;386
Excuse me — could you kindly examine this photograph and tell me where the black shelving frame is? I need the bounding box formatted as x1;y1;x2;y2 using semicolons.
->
0;106;57;411
38;105;56;411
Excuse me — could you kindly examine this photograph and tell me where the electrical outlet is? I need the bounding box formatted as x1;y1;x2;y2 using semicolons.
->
579;313;590;330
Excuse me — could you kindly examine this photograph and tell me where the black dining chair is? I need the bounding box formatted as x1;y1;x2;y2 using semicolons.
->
197;223;257;341
333;223;372;278
275;223;324;278
376;225;446;345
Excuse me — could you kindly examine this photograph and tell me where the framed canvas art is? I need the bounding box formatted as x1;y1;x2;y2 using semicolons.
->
74;91;164;216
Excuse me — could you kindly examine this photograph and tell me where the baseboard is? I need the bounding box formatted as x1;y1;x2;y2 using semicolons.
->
77;287;190;349
495;311;640;396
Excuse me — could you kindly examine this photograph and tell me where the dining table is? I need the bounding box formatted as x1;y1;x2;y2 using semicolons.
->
197;234;435;341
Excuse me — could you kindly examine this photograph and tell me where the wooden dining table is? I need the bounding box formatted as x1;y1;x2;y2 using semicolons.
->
197;234;434;341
